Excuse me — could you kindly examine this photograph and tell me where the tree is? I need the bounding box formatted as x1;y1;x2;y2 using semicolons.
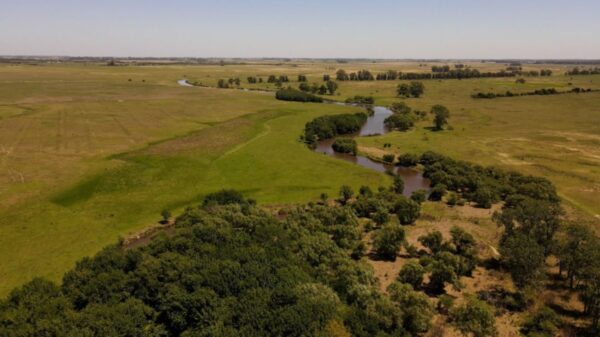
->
339;185;354;205
299;82;310;92
387;282;433;335
382;154;395;164
428;184;447;201
373;224;405;260
318;85;328;95
326;80;338;95
520;306;560;337
392;175;404;194
217;79;229;88
336;69;349;81
323;74;331;81
557;223;600;289
450;297;497;337
160;209;171;224
359;185;373;197
397;153;419;167
298;74;307;82
397;262;425;288
389;102;412;114
393;197;420;225
473;187;494;208
499;233;546;288
495;197;562;255
410;190;427;204
418;231;444;255
372;207;390;226
429;261;458;293
384;114;414;131
397;83;410;97
409;82;425;97
431;105;450;130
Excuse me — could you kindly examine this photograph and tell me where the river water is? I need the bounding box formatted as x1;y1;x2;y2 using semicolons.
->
314;106;430;196
177;80;430;195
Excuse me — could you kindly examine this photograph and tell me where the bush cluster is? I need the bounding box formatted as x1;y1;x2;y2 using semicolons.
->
275;87;323;102
303;112;367;146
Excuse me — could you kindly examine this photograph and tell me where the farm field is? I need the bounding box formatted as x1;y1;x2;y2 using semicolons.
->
0;60;599;297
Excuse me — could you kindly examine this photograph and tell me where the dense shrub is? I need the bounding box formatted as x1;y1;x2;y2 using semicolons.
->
397;262;425;289
276;87;323;102
345;95;374;105
332;138;357;155
373;224;406;261
384;114;414;131
303;112;367;145
397;153;419;167
0;189;435;337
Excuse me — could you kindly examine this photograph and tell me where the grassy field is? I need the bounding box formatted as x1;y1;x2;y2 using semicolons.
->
0;61;598;295
0;64;389;295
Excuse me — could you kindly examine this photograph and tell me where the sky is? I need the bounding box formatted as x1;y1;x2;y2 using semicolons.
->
1;0;599;59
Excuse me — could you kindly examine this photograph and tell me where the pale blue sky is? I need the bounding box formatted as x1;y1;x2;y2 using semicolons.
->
1;0;599;58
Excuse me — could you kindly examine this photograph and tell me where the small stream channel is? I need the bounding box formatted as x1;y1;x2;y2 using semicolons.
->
178;80;430;195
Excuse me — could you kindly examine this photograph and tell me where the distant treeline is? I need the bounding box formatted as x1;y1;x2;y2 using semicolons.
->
303;113;368;146
472;87;598;99
566;67;600;75
275;88;323;102
333;68;553;81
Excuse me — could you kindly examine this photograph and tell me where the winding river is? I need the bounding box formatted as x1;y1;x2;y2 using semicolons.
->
178;80;430;196
314;106;430;196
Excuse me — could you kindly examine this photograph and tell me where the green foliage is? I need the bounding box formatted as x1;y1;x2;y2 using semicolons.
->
298;82;311;92
203;189;253;207
556;223;600;289
389;102;412;114
339;185;354;205
499;233;546;288
393;196;420;225
429;261;459;294
304;113;368;143
382;154;395;164
276;87;323;102
373;224;405;261
392;175;404;194
0;193;427;336
332;138;357;155
428;184;446;201
437;294;455;314
419;231;444;255
397;82;425;98
472;186;495;208
344;95;374;105
410;189;427;204
397;262;425;289
398;153;419;167
359;186;373;197
450;297;497;337
161;209;171;223
325;81;339;95
372;207;390;226
384;114;414;131
521;306;560;337
387;282;434;335
431;104;450;130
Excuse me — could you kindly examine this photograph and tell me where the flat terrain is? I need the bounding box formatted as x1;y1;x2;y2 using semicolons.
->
0;64;388;295
0;61;598;295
